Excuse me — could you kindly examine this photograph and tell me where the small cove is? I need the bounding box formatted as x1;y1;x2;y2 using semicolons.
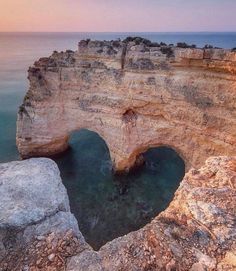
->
54;130;185;249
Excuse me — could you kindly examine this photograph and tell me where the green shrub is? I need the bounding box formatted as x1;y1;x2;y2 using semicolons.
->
160;47;174;58
177;42;196;48
204;44;213;49
160;42;167;46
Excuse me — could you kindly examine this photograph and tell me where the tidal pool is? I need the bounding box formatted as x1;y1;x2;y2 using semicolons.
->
54;130;185;250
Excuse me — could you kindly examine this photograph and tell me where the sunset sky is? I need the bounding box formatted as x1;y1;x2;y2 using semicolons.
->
0;0;235;32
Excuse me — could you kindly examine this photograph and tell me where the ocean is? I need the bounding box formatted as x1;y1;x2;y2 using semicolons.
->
0;32;235;249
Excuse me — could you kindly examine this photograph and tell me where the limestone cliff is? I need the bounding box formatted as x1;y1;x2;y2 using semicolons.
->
1;157;235;270
16;38;236;172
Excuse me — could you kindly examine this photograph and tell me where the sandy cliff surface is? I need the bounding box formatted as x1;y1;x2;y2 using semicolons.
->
0;156;235;270
16;38;236;172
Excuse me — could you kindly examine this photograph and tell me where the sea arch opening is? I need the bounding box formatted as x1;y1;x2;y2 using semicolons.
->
126;143;187;174
53;129;185;250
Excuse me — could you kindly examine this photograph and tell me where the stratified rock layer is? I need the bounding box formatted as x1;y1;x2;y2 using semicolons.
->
16;38;236;171
67;156;236;271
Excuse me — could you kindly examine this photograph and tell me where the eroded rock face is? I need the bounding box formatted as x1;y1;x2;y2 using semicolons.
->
67;156;236;271
16;38;236;172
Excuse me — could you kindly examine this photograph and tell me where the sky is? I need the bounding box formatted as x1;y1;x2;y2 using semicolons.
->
0;0;235;32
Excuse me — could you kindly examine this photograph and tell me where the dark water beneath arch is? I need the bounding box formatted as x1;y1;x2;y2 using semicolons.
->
54;130;185;249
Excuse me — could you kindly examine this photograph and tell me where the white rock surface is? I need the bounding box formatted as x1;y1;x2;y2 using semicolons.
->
0;158;70;229
0;158;83;266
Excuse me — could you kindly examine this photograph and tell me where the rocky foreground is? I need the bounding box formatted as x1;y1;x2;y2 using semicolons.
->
17;38;236;172
0;156;235;270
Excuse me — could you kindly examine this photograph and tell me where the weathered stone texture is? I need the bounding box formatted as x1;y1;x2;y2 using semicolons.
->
67;156;236;271
0;158;88;271
16;39;236;172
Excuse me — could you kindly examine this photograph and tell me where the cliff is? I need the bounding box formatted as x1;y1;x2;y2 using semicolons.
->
1;156;235;270
16;38;236;172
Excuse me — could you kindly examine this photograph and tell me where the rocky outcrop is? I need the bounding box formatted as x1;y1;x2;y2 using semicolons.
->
16;38;236;172
0;158;89;271
67;156;236;271
0;156;235;270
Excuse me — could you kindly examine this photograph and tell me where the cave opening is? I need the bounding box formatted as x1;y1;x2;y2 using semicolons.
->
53;129;185;250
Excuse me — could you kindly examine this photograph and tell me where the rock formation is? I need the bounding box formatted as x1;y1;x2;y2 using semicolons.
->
16;38;236;172
0;158;89;271
1;156;235;270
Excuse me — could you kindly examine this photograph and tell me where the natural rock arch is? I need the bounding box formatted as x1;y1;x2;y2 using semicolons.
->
16;38;236;172
67;128;188;173
16;113;192;173
65;127;112;162
122;143;187;173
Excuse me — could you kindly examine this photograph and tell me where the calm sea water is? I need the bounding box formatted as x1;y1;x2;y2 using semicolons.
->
0;32;235;248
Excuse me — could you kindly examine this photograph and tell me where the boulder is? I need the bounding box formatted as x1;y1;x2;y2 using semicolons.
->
0;158;89;271
0;158;69;228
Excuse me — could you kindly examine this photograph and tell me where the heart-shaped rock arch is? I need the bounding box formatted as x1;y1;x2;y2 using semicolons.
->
53;129;185;249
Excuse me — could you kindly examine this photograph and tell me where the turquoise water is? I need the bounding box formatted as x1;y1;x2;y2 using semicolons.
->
0;32;235;248
54;130;185;249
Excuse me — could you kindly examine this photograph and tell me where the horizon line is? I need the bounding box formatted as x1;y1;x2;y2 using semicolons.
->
1;31;236;34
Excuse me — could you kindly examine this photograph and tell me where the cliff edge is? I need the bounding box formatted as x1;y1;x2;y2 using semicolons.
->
16;37;236;172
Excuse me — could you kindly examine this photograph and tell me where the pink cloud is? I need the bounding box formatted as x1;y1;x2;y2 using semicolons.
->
0;0;235;32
